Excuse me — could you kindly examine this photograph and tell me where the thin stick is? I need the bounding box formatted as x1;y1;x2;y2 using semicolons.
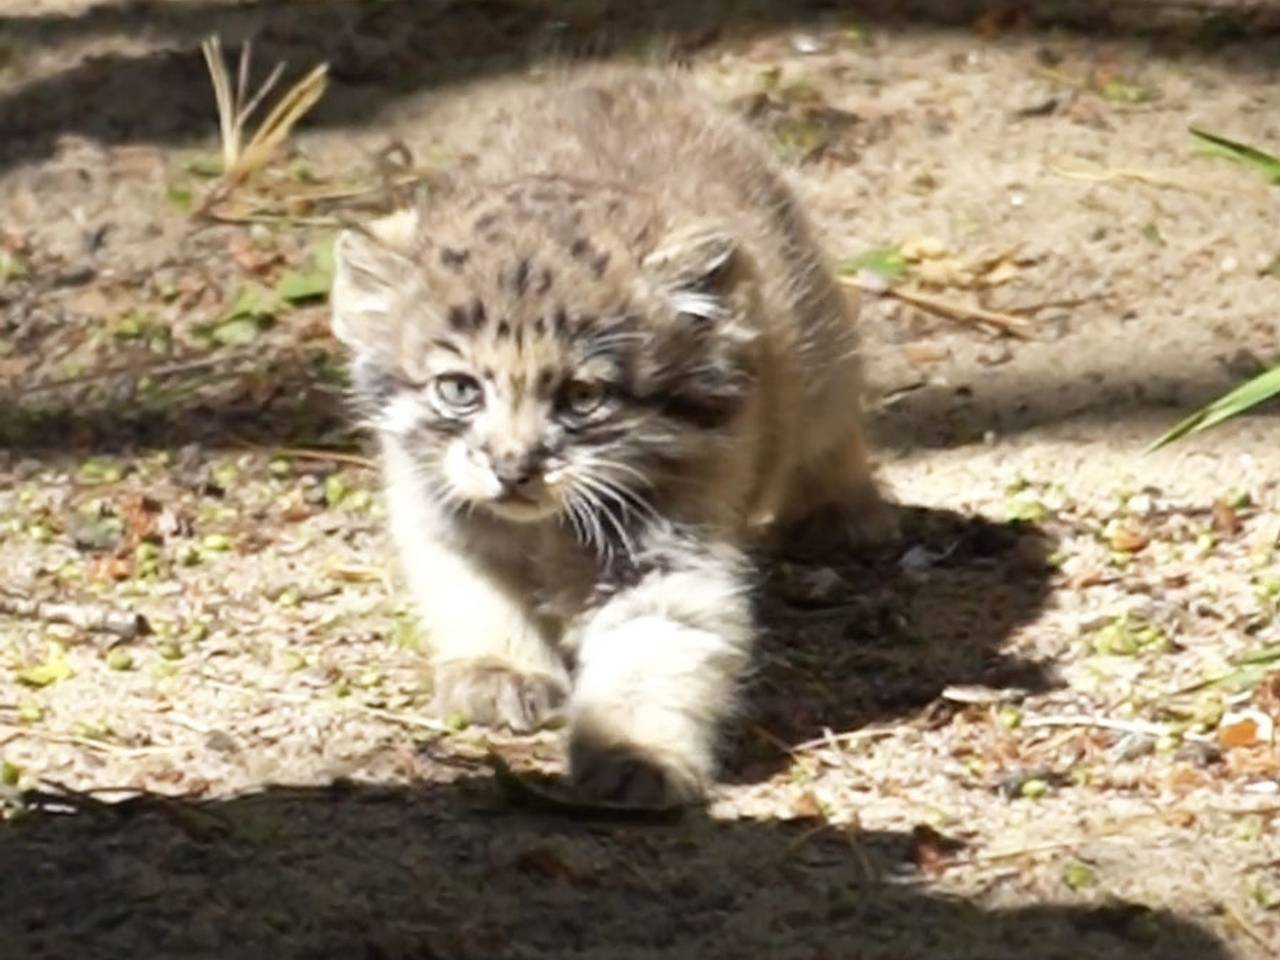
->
886;286;1034;339
1048;160;1213;194
16;352;256;397
1222;902;1274;951
3;727;184;757
791;726;899;753
225;434;377;469
1020;714;1171;738
196;673;448;733
969;836;1085;862
0;594;150;640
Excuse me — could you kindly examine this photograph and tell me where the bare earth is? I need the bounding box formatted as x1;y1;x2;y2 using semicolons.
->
2;2;1280;957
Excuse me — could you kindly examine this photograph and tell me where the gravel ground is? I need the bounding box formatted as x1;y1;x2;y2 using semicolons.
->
3;2;1280;957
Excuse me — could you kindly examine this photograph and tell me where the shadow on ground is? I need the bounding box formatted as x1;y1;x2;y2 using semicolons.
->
729;503;1056;780
0;777;1229;959
3;0;1280;176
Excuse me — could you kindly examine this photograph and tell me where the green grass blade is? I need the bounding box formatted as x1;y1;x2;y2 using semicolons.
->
1189;127;1280;184
1147;364;1280;451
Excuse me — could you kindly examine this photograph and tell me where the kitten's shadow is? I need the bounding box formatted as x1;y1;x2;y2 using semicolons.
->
728;504;1056;782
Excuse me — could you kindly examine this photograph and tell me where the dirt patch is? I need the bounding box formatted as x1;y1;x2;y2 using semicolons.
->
3;2;1280;957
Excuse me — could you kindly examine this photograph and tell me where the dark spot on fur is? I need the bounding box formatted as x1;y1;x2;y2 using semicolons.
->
570;237;592;260
512;257;530;295
430;338;462;356
496;320;512;340
470;299;488;329
536;367;556;396
447;304;470;331
656;394;738;430
591;253;610;278
553;306;569;336
481;366;494;380
532;316;546;337
475;211;501;234
536;268;553;294
440;247;470;271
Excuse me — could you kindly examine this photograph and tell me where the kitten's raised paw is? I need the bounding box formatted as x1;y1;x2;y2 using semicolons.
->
433;659;567;733
569;732;705;809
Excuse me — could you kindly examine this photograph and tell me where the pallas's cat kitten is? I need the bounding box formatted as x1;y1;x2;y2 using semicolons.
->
330;65;876;807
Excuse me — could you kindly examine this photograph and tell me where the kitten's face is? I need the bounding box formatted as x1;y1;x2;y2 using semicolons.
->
331;187;757;534
378;306;653;525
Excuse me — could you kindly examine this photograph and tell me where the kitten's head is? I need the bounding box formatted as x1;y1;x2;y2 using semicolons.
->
330;181;759;529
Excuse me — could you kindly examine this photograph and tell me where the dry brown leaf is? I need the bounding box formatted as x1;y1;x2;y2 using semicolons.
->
791;790;823;819
1219;709;1275;749
911;824;967;875
1212;499;1241;537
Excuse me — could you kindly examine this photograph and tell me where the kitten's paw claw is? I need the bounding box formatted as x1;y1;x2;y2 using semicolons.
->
433;660;567;733
569;735;705;809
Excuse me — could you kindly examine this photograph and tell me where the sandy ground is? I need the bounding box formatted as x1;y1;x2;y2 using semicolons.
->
3;2;1280;957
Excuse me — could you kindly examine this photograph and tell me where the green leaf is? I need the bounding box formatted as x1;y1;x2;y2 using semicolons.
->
1147;364;1280;451
838;246;908;280
275;266;331;305
1189;127;1280;184
181;152;225;178
18;642;73;688
208;316;268;347
1100;80;1156;104
222;283;277;321
1063;861;1098;891
165;184;194;213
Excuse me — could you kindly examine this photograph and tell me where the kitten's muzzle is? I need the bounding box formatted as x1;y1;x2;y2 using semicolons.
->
492;453;541;494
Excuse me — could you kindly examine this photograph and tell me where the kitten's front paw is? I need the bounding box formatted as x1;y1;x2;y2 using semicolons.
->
569;727;706;809
433;659;567;733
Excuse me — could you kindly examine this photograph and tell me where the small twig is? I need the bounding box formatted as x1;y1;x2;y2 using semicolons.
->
485;749;686;822
225;433;376;469
16;352;257;397
0;594;150;640
196;673;447;733
3;727;184;757
885;286;1034;339
1020;714;1171;738
355;703;450;734
1048;159;1214;193
791;726;899;753
1222;902;1274;950
968;836;1084;862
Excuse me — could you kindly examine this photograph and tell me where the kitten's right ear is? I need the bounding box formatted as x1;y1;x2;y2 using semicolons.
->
330;217;417;351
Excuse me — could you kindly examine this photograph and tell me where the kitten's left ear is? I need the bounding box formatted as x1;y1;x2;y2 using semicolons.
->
642;223;739;320
330;210;420;351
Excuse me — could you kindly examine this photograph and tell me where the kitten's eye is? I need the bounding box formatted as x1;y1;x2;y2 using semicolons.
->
432;373;483;414
562;380;609;418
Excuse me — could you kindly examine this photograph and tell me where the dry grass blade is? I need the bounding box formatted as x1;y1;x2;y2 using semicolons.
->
198;35;328;213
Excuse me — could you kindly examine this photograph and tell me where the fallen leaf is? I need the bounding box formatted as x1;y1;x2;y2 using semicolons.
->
911;824;966;874
1212;499;1241;537
1219;708;1275;749
17;642;74;688
791;790;822;818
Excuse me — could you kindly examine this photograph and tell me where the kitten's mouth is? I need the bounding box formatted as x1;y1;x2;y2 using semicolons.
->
484;491;559;522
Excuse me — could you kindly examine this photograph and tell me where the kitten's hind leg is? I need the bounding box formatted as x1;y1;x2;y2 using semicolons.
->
567;535;754;807
783;428;900;559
